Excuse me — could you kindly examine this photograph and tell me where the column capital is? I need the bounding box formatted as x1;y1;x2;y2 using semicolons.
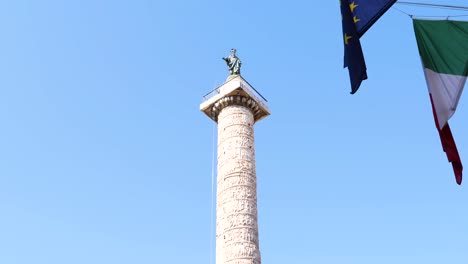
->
210;95;261;122
200;76;270;123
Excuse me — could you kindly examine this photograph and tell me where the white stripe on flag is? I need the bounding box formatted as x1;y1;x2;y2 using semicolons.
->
423;68;466;128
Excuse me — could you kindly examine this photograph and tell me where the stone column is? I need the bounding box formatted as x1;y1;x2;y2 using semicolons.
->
216;98;261;264
200;76;269;264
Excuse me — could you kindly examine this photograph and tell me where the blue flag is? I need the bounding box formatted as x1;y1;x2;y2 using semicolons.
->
340;0;396;94
341;0;367;94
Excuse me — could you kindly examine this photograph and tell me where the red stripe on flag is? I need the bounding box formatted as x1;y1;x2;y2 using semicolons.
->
430;94;463;185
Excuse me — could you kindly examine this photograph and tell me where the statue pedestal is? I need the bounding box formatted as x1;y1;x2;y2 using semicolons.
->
226;74;239;82
200;75;270;123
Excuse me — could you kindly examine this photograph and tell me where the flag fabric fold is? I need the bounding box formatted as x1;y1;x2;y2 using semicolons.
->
430;95;463;185
413;19;468;184
340;0;396;94
341;0;367;94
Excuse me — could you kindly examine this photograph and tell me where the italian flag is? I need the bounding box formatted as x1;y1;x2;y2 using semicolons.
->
413;19;468;185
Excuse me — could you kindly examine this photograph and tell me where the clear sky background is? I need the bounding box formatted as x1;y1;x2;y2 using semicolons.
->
0;1;467;263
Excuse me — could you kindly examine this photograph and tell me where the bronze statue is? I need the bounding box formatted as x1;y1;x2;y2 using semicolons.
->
222;49;242;75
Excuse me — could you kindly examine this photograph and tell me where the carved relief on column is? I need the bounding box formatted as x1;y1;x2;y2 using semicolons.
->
216;103;261;264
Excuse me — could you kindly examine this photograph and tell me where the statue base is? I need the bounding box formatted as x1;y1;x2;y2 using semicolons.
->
226;74;240;82
200;75;270;123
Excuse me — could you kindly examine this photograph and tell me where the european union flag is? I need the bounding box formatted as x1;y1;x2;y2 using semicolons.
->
341;0;367;94
340;0;396;94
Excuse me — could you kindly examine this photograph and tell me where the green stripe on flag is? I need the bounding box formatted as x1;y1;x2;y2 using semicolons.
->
413;19;468;76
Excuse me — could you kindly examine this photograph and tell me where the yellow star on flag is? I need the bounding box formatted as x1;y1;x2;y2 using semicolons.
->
344;33;353;45
353;16;360;23
349;2;358;13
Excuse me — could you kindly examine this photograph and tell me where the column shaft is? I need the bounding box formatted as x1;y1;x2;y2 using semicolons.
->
216;104;261;264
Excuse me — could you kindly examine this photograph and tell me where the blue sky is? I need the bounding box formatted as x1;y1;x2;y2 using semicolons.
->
0;1;467;263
